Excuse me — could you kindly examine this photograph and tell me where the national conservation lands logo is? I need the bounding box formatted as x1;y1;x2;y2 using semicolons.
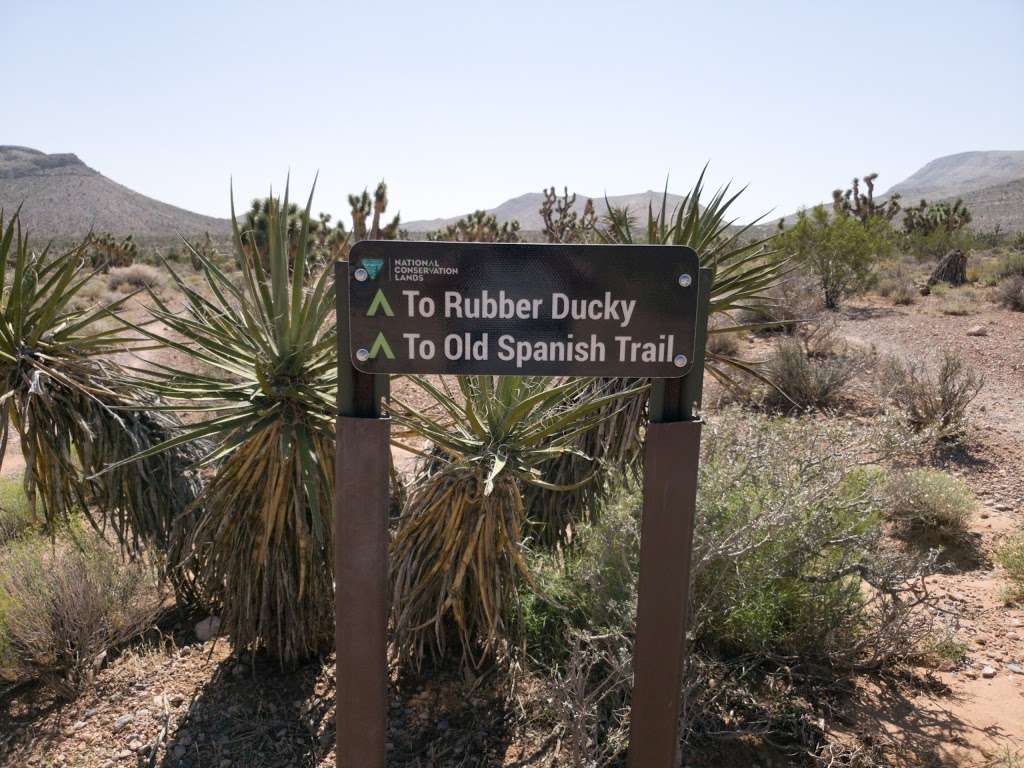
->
359;257;385;280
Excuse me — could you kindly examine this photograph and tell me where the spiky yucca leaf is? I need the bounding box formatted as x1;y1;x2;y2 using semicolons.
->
0;209;199;558
389;374;646;668
111;182;338;662
597;165;787;390
523;170;788;543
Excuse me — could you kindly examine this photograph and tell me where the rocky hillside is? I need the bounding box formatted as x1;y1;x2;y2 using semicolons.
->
0;146;230;241
884;150;1024;202
403;190;691;233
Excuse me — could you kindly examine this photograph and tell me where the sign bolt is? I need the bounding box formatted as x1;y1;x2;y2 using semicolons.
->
355;348;370;362
677;273;693;288
354;267;369;282
673;354;688;368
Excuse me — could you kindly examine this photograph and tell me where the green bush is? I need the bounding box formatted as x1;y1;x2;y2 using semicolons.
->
519;411;938;763
528;411;931;662
0;476;36;545
997;530;1024;600
775;205;894;309
882;469;973;534
0;534;162;698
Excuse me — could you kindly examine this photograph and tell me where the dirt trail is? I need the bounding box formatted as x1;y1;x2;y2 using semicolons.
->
836;294;1024;765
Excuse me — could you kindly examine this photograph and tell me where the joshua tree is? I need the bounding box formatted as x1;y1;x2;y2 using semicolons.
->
832;173;901;223
82;232;137;271
540;186;597;243
347;181;402;243
903;198;972;235
427;210;521;242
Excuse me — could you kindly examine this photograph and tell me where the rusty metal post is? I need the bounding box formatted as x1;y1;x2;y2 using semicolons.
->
335;261;389;768
627;267;712;768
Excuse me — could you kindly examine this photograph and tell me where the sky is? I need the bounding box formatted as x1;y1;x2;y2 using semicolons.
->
6;0;1023;225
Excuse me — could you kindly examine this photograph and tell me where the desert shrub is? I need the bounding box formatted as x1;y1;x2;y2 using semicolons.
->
878;350;983;440
891;280;917;305
997;275;1024;311
523;411;938;763
0;476;36;545
775;205;893;309
762;334;861;411
739;274;821;332
0;535;162;698
107;263;162;292
996;250;1024;281
997;530;1024;601
882;469;973;534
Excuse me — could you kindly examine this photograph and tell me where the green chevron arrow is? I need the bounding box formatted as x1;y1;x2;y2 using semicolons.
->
366;289;394;317
368;332;395;360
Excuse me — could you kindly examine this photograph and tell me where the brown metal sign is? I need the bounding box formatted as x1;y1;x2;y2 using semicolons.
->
348;240;700;377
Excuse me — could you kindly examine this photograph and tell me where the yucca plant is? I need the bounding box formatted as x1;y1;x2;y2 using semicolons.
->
110;183;338;662
389;374;646;669
525;168;788;541
0;209;200;559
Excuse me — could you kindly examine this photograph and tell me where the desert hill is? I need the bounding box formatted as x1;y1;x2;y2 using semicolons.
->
0;146;231;241
883;150;1024;202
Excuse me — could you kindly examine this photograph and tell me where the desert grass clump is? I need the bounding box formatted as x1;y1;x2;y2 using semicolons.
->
882;469;973;535
997;530;1024;601
112;184;338;662
996;250;1024;281
762;333;861;411
939;287;979;316
0;476;36;545
997;275;1024;311
107;263;162;292
0;533;162;698
891;280;917;305
878;350;983;440
390;375;644;669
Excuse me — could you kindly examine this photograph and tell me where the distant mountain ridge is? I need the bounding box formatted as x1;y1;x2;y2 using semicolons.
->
0;146;231;241
883;150;1024;202
403;190;692;233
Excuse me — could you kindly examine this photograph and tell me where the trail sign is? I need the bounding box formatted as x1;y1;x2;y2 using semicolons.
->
348;240;700;377
336;251;713;768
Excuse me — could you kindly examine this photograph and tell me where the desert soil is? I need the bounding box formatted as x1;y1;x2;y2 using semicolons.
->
1;290;1023;767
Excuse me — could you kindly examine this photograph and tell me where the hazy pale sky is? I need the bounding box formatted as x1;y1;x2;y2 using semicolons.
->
7;0;1023;224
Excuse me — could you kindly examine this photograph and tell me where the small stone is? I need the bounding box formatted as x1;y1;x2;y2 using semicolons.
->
128;738;144;752
982;665;997;678
72;720;87;731
112;714;134;733
1008;663;1024;675
966;325;988;337
194;616;221;642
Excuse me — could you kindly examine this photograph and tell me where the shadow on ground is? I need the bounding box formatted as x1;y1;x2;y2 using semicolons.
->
156;653;331;768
